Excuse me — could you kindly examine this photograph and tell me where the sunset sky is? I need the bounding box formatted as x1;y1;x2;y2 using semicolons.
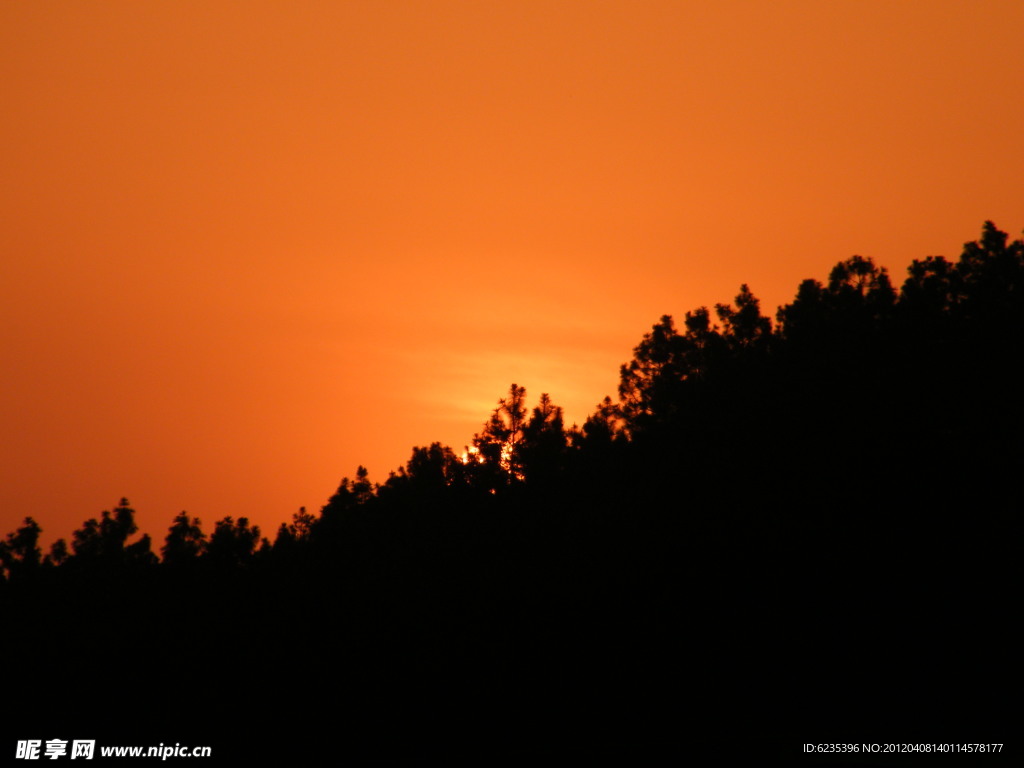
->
2;0;1022;545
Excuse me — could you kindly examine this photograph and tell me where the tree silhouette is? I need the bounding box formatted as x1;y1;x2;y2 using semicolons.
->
519;392;567;487
320;466;375;525
381;443;466;499
715;283;772;352
580;396;622;446
617;298;747;433
162;512;206;566
206;516;261;568
125;533;157;567
44;537;69;568
272;506;317;553
0;517;42;582
471;383;528;485
67;499;149;568
776;255;894;348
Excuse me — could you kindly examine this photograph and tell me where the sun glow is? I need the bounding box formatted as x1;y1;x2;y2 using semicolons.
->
459;447;482;465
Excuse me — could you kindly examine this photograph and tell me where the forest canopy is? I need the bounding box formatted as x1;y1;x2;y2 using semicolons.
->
3;222;1019;761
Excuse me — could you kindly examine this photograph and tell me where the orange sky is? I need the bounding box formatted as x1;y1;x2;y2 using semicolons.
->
2;0;1022;546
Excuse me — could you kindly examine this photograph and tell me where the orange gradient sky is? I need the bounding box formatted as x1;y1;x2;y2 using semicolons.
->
2;0;1022;545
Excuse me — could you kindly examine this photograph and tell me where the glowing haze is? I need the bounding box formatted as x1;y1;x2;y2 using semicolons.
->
2;0;1022;542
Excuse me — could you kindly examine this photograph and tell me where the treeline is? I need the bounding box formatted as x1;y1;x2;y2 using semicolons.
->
4;220;1020;577
3;222;1019;762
